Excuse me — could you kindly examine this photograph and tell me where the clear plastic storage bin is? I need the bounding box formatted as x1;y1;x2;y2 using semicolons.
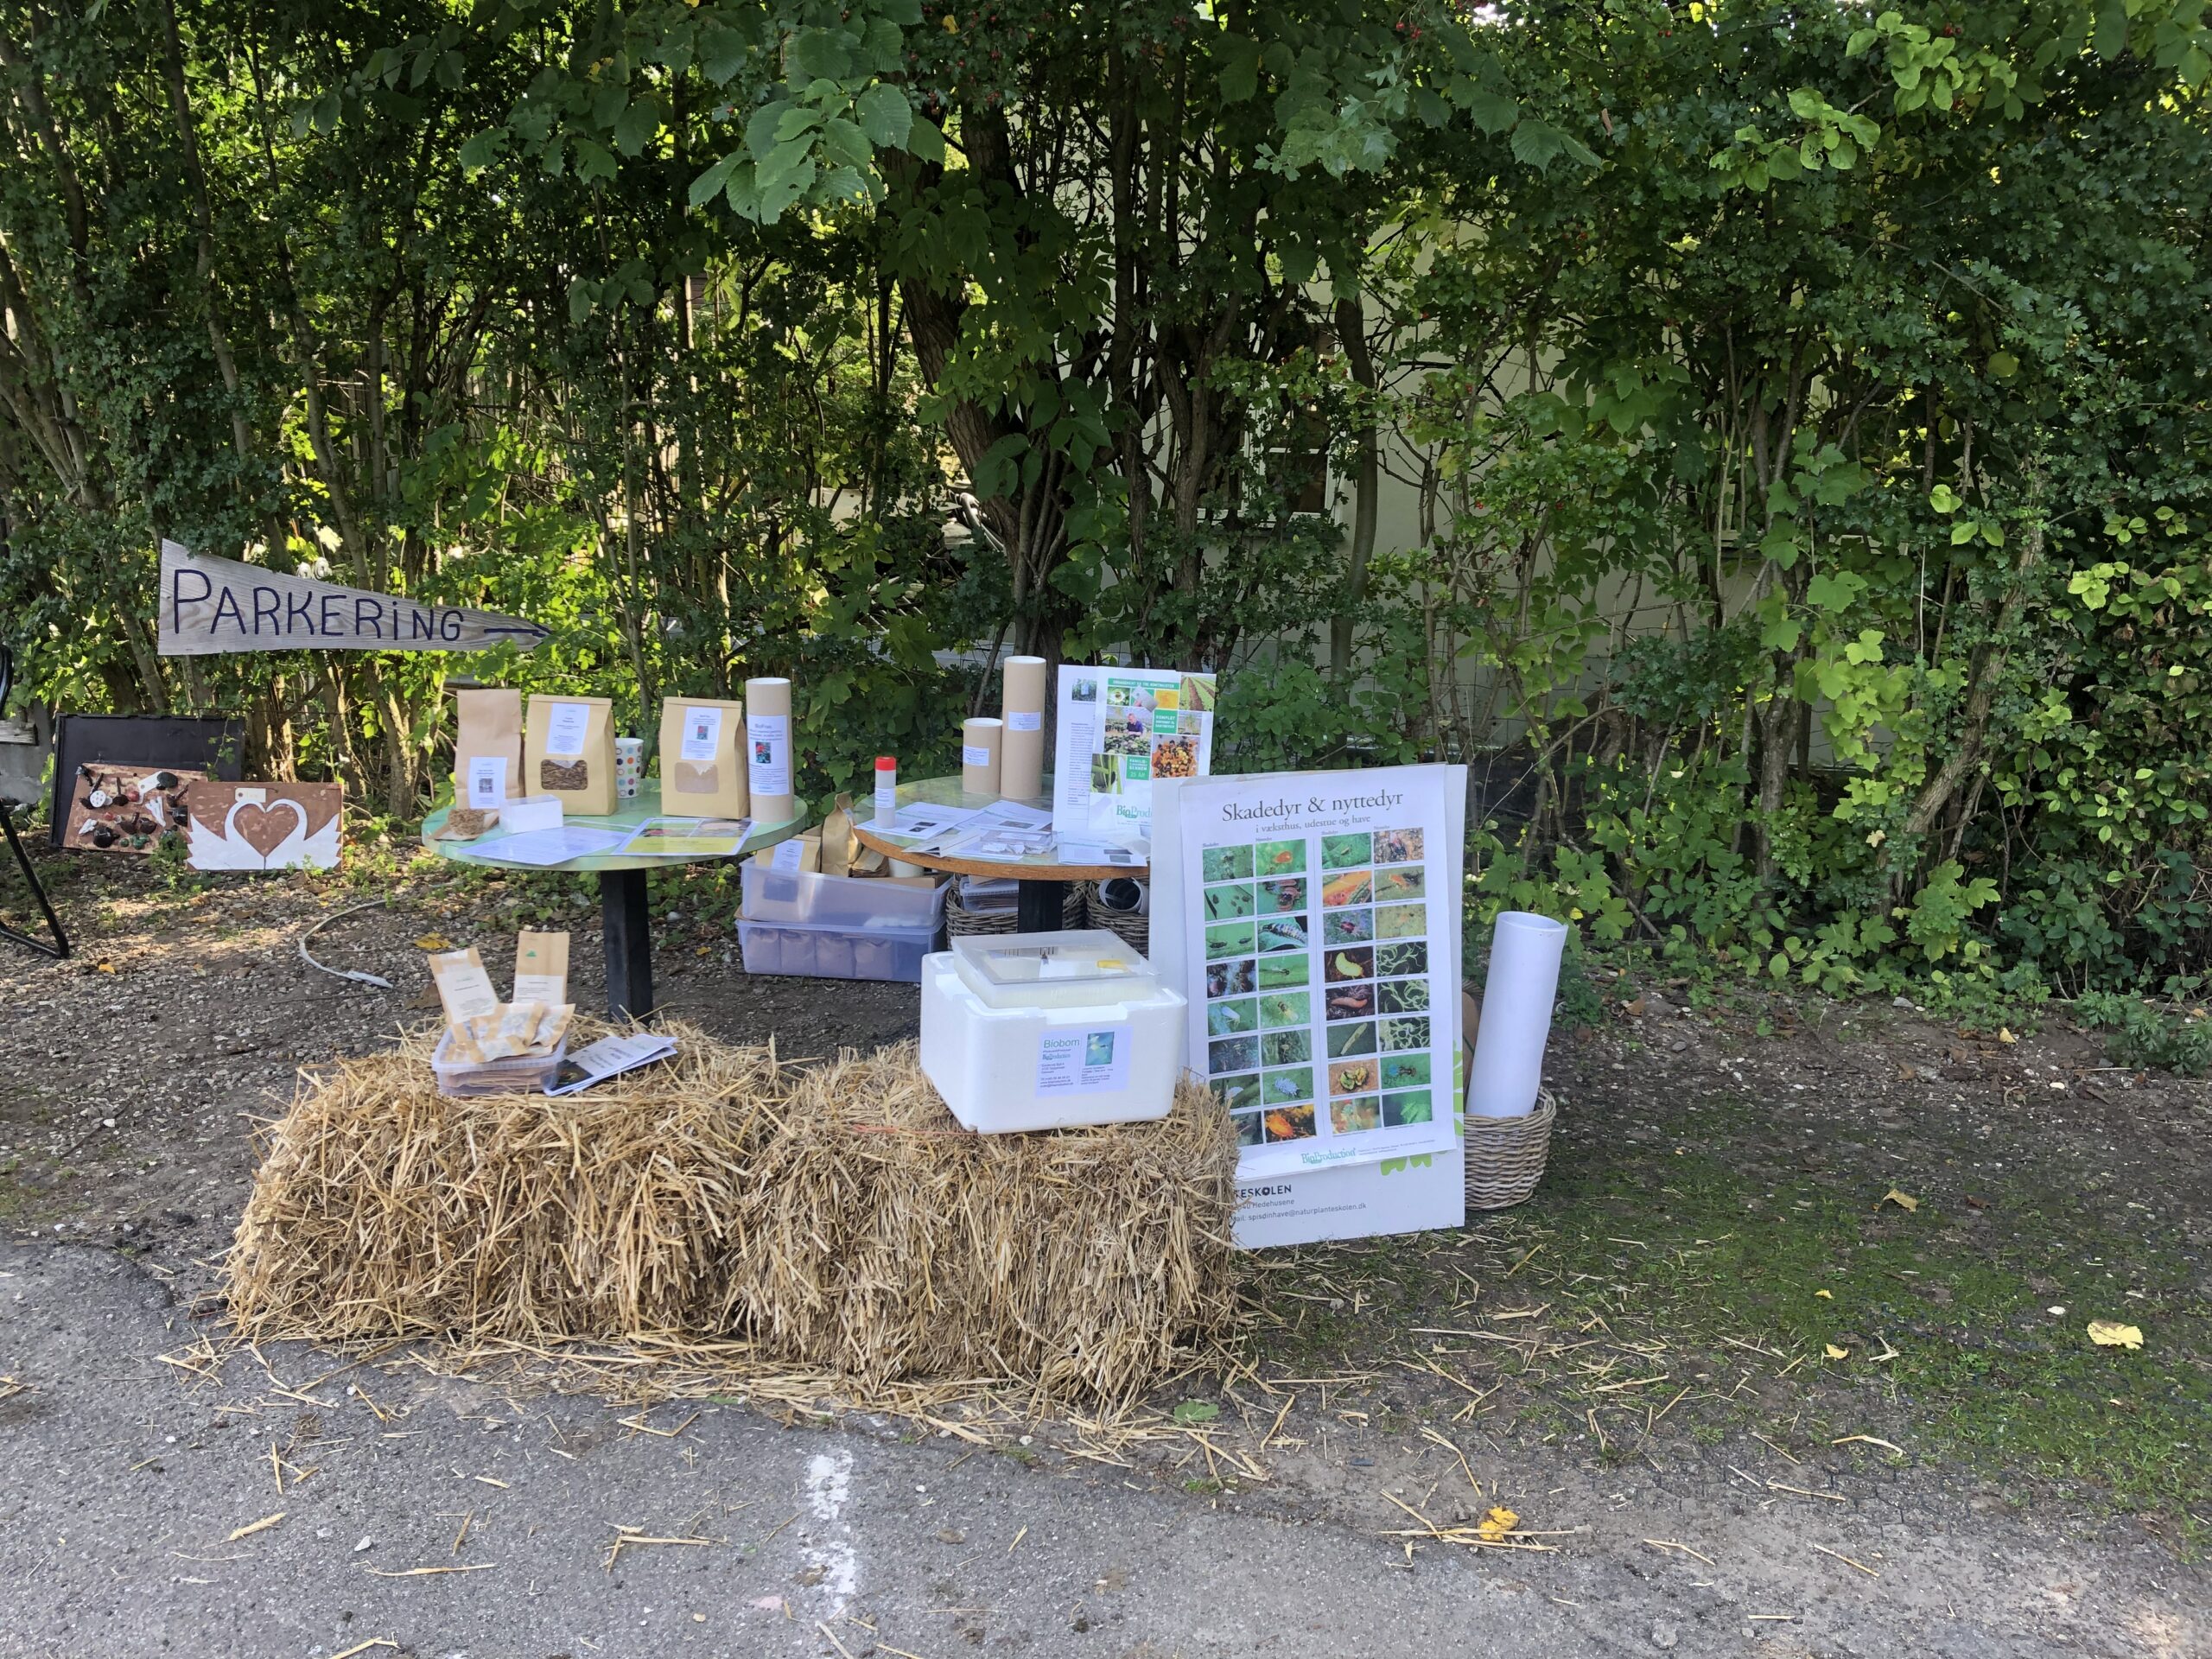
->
741;862;948;928
430;1027;568;1096
738;915;941;982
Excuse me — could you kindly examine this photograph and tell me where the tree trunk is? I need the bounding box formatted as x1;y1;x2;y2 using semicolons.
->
1329;293;1379;677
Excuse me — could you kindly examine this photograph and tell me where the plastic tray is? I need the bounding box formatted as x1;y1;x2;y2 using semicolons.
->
741;862;948;928
430;1027;567;1096
737;915;942;982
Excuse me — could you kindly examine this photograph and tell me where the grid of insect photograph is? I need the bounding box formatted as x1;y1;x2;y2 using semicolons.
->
1200;824;1434;1149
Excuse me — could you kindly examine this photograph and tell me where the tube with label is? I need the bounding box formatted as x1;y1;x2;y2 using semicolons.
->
743;676;797;825
961;716;1003;798
874;755;898;826
998;654;1047;799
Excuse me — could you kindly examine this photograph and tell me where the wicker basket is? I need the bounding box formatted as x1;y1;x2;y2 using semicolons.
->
1463;1090;1556;1211
1083;882;1151;955
944;887;1084;937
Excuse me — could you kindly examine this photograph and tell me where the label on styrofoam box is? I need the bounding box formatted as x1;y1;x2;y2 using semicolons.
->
1006;711;1041;732
466;756;507;808
1035;1027;1131;1095
963;745;992;766
543;701;590;757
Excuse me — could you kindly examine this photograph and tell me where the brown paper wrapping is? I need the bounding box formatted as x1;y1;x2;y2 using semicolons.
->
523;694;615;816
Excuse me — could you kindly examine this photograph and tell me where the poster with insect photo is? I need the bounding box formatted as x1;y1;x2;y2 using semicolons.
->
1175;767;1460;1183
1051;665;1216;844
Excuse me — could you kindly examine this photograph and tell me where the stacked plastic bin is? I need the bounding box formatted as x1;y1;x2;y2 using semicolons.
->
736;863;950;982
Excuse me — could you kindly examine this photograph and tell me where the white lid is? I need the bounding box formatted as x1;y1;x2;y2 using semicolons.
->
950;929;1154;1008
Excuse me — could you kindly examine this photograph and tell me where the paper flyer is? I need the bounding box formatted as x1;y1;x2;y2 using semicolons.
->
615;816;752;858
1052;665;1215;843
546;1031;677;1096
476;825;627;866
1175;770;1459;1179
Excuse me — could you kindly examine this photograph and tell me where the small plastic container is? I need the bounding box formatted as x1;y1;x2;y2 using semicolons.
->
921;929;1186;1132
741;861;947;928
430;1027;568;1096
738;915;941;982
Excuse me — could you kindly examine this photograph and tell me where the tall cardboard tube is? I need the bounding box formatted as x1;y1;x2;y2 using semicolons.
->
744;677;797;825
999;654;1047;800
962;716;1003;798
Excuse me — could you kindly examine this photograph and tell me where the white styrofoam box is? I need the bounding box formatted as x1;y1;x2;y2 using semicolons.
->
741;861;947;927
738;915;940;982
919;948;1187;1133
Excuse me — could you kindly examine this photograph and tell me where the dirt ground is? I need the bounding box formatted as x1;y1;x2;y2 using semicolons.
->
3;848;2210;1656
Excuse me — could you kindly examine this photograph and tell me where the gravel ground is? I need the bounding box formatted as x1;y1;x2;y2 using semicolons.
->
3;849;2209;1656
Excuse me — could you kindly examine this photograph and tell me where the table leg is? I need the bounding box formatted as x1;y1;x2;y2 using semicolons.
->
1016;877;1069;934
601;868;654;1023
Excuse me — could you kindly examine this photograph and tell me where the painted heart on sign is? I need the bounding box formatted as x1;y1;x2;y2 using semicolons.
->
228;798;306;861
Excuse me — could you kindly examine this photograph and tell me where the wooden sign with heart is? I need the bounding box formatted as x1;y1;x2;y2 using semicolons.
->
186;782;343;870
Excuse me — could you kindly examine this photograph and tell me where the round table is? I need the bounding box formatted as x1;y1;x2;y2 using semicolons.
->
848;773;1146;933
421;782;807;1020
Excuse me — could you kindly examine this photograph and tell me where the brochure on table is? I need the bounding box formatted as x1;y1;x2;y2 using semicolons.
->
1154;765;1467;1248
1052;665;1215;844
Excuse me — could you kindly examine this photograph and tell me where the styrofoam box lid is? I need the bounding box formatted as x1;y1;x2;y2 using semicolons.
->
950;928;1155;1009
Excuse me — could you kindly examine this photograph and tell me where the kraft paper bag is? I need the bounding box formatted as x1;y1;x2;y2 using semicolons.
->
513;930;570;1006
454;689;524;807
657;696;749;817
524;694;615;816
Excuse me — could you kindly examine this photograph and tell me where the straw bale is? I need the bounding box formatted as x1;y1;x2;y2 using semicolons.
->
226;1023;1240;1401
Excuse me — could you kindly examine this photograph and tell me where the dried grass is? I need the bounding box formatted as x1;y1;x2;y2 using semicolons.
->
225;1022;1240;1402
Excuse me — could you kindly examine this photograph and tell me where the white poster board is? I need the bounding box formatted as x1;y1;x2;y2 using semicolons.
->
1154;766;1468;1248
1052;665;1215;843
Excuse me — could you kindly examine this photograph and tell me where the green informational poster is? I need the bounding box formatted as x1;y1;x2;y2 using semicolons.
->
1051;665;1216;843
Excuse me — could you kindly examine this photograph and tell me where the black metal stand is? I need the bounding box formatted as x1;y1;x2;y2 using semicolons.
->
1015;877;1068;934
600;868;653;1023
0;803;68;958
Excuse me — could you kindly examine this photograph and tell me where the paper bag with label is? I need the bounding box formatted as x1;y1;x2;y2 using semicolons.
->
524;694;615;815
657;696;749;818
454;689;524;808
513;931;569;1006
753;830;821;873
428;947;500;1030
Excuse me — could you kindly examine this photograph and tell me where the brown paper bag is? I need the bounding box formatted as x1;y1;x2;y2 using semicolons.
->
751;830;821;874
454;689;524;808
513;931;569;1006
821;796;857;877
657;696;749;817
524;694;616;815
429;947;500;1028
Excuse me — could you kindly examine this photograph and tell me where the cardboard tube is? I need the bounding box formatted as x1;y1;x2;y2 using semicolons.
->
1465;912;1568;1117
999;654;1047;800
962;717;1003;798
744;677;797;824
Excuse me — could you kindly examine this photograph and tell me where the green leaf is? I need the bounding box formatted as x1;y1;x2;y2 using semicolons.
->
458;128;505;172
905;114;947;163
1464;88;1518;134
1806;571;1859;611
573;137;616;182
699;22;748;84
566;276;600;326
820;115;873;172
687;153;740;209
2094;2;2129;58
612;98;660;156
1510;118;1564;169
747;100;798;161
1951;520;1980;545
1219;35;1262;103
785;28;852;81
1987;350;2018;380
855;82;912;148
1929;483;1961;514
1170;1400;1220;1424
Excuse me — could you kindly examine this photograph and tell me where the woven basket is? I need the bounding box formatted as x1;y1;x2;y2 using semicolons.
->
1083;883;1151;955
945;887;1084;937
1463;1090;1556;1211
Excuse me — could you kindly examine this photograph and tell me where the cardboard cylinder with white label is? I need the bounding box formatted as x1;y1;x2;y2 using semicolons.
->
998;655;1047;799
744;677;797;825
962;716;1003;798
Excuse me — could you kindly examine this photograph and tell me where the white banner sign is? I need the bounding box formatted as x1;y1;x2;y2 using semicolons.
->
157;539;548;656
1154;766;1468;1247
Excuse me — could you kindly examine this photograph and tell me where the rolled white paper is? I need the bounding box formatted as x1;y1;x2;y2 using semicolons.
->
999;655;1047;799
1465;911;1568;1118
